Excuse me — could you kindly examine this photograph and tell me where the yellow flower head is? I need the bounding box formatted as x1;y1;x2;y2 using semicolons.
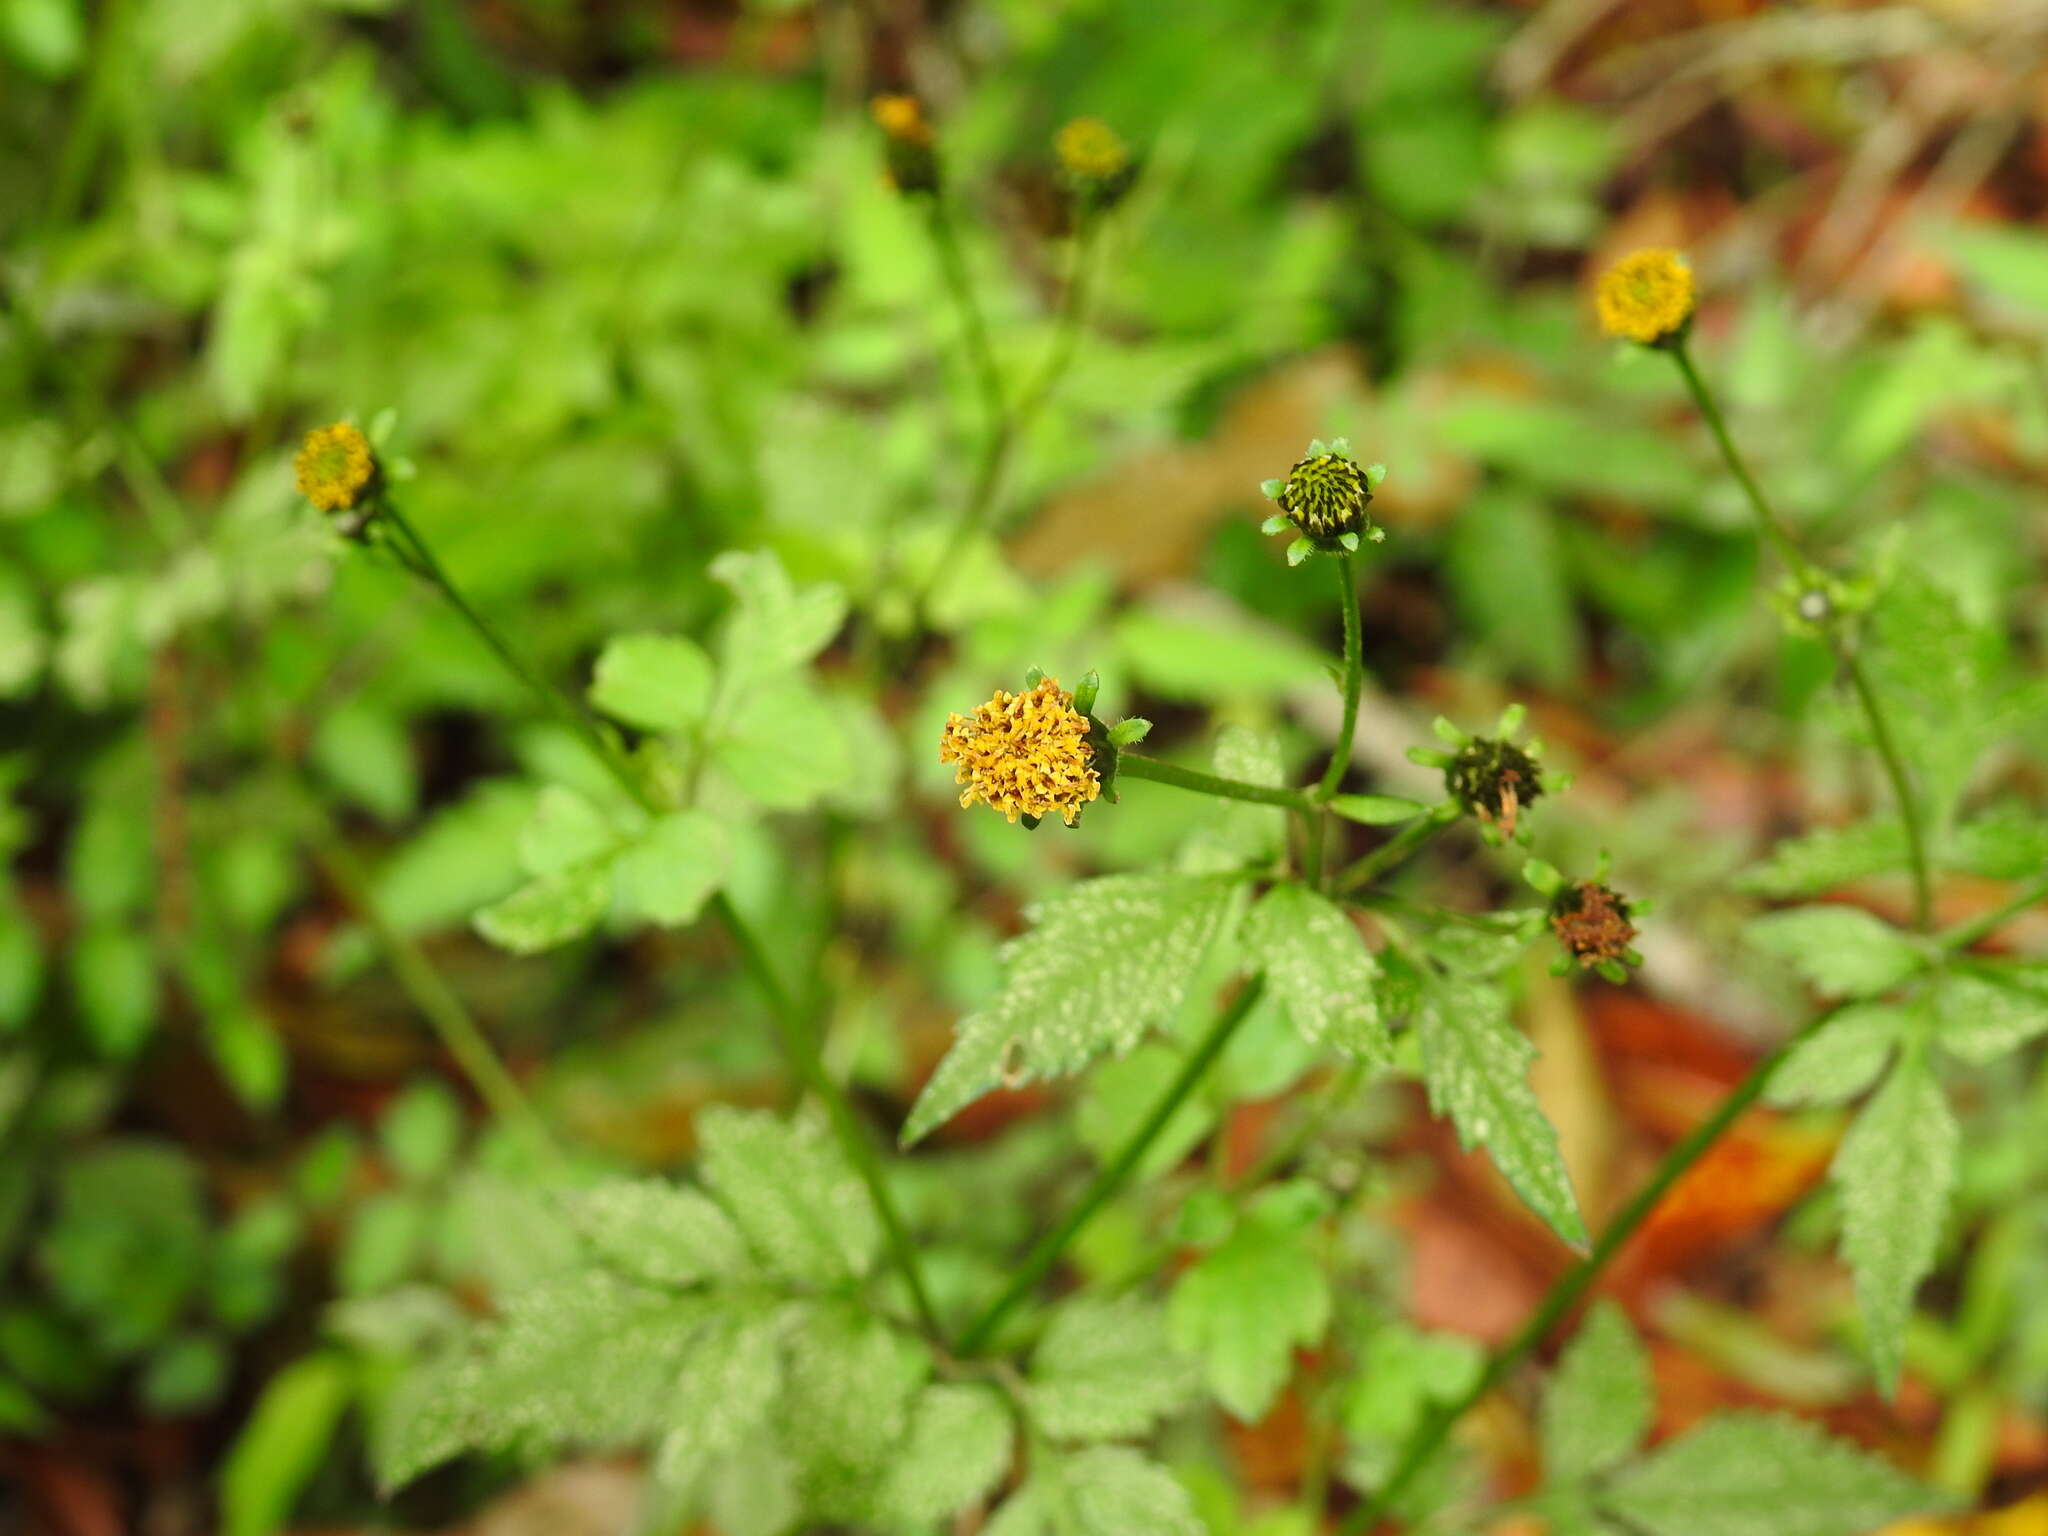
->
1055;117;1128;181
294;422;377;513
1596;248;1695;345
940;676;1102;827
870;93;933;147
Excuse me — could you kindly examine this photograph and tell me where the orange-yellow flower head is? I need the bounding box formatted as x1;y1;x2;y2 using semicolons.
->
1056;117;1128;181
939;676;1101;827
1596;248;1695;346
294;422;377;514
870;93;933;147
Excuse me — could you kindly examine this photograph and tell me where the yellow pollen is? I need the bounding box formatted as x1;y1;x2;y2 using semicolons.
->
1596;248;1695;345
1055;117;1128;180
294;422;376;513
939;677;1102;827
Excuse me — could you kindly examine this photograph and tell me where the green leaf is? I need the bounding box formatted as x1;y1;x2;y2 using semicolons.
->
697;1107;879;1285
1745;906;1924;998
1245;884;1389;1066
570;1179;749;1289
1168;1192;1330;1422
710;550;848;693
1446;489;1581;688
1029;1294;1199;1442
140;1331;229;1414
987;1446;1203;1536
1860;573;2003;830
649;1299;784;1512
1112;606;1327;701
1763;1003;1908;1108
1328;794;1427;825
612;810;729;926
713;675;854;810
1542;1299;1650;1480
779;1302;928;1522
220;1352;354;1536
517;785;616;876
473;865;610;954
311;699;417;823
1833;1050;1958;1396
1934;968;2048;1064
1737;822;1907;899
1410;969;1587;1245
589;633;715;732
70;922;156;1058
874;1383;1013;1529
39;1142;206;1356
1598;1411;1949;1536
902;873;1240;1145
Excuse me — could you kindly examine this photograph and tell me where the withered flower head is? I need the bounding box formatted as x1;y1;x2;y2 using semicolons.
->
1445;736;1543;840
1550;880;1640;977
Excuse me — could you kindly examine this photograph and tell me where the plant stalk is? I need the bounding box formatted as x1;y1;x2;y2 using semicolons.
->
1319;552;1364;801
1117;752;1317;812
956;975;1267;1356
1338;998;1846;1534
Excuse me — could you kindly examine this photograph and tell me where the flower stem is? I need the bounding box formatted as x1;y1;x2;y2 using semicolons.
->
1117;752;1318;812
1331;814;1450;895
1667;342;1935;931
1940;873;2048;954
308;825;565;1174
1319;552;1363;801
380;504;943;1343
1337;998;1845;1534
955;975;1267;1356
926;196;1007;435
710;892;946;1343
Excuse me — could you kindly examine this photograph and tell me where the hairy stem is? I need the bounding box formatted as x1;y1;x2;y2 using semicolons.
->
1669;341;1934;930
711;892;946;1343
1338;999;1845;1533
1117;752;1317;811
1319;552;1364;801
956;975;1268;1356
1331;814;1450;895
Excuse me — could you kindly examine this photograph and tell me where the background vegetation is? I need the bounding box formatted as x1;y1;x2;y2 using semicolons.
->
3;0;2046;1532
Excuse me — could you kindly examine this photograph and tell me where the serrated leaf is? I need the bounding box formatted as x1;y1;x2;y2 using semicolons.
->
712;676;853;811
710;550;848;693
1834;1050;1957;1395
473;865;609;954
1029;1295;1199;1442
1542;1299;1650;1480
1763;1002;1908;1107
1411;970;1587;1245
1934;968;2048;1064
779;1302;928;1522
986;1446;1203;1536
1736;821;1907;898
649;1300;784;1512
1945;803;2048;879
589;633;715;733
902;873;1240;1145
874;1383;1013;1529
697;1107;879;1285
518;786;617;876
1745;906;1924;998
612;810;728;927
1168;1198;1329;1422
1860;574;2003;830
1599;1411;1948;1536
569;1180;748;1289
1245;884;1389;1065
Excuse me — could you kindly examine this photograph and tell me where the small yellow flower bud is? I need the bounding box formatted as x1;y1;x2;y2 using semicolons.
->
1055;117;1128;181
1595;248;1695;346
939;676;1102;827
294;422;377;514
870;93;933;147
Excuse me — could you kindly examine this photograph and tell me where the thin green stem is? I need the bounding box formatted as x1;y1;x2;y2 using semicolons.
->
1331;814;1451;895
1299;807;1326;889
711;890;944;1343
926;196;1006;433
379;501;651;814
1940;874;2048;954
1667;342;1936;931
1116;752;1317;812
1338;999;1847;1534
1319;553;1363;801
310;829;565;1173
955;975;1267;1357
1669;343;1807;575
1840;646;1934;930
